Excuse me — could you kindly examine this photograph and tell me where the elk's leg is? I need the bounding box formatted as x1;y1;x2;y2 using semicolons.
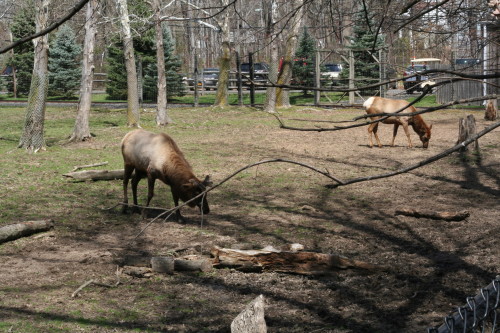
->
391;124;400;146
371;123;383;148
130;171;143;213
367;123;380;148
141;175;156;218
122;165;134;213
146;175;155;207
402;123;413;148
172;191;186;223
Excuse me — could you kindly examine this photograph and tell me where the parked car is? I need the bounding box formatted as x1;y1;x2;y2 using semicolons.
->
320;63;343;87
185;68;219;90
403;58;441;94
199;68;219;90
240;62;269;76
240;63;269;89
322;63;342;79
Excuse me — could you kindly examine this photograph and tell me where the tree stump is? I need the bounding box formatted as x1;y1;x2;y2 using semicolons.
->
456;115;479;151
231;295;267;333
485;99;498;121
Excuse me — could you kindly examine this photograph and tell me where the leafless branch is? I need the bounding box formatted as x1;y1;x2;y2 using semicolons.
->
0;0;90;54
394;0;451;33
400;0;420;14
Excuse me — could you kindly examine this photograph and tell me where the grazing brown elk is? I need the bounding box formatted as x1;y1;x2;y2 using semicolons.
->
363;96;432;148
121;129;211;222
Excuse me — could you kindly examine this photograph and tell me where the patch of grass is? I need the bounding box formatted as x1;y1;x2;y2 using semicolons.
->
407;95;437;107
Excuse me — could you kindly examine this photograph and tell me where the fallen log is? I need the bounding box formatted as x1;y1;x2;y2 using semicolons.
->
395;208;470;221
63;169;125;181
0;220;54;244
174;258;213;272
150;256;213;273
231;295;267;333
211;247;384;275
151;257;175;274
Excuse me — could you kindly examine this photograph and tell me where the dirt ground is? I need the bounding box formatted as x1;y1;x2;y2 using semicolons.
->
0;105;499;333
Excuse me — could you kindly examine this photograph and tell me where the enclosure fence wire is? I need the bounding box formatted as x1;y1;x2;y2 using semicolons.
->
427;276;500;333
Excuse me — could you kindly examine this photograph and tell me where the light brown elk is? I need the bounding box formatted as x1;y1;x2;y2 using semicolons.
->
363;96;432;148
121;129;211;222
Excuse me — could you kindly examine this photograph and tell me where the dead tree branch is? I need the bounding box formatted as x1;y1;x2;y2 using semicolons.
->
394;0;451;33
71;278;120;298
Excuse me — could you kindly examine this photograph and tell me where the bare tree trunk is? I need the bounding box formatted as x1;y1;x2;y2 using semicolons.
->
276;0;304;109
116;0;140;128
18;0;50;153
214;0;230;107
70;0;97;142
263;0;278;113
152;0;172;126
8;31;18;98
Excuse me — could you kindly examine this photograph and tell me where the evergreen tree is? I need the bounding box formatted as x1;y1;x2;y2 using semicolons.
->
106;32;156;101
292;28;317;95
143;24;185;101
106;25;185;102
48;25;82;99
7;5;36;96
340;11;385;94
105;38;128;100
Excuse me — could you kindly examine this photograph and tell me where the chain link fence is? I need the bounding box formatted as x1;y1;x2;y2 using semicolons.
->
428;276;500;333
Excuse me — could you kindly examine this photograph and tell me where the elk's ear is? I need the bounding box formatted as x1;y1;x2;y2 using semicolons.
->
429;123;433;130
203;175;213;187
189;178;208;191
182;181;196;190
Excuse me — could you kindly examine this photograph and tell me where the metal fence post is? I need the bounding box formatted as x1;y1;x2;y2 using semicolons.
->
235;51;243;106
193;53;199;107
249;52;255;107
314;50;320;106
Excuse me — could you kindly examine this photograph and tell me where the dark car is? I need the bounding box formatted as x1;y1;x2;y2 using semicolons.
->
239;63;269;89
199;68;219;90
240;62;270;75
185;68;219;90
